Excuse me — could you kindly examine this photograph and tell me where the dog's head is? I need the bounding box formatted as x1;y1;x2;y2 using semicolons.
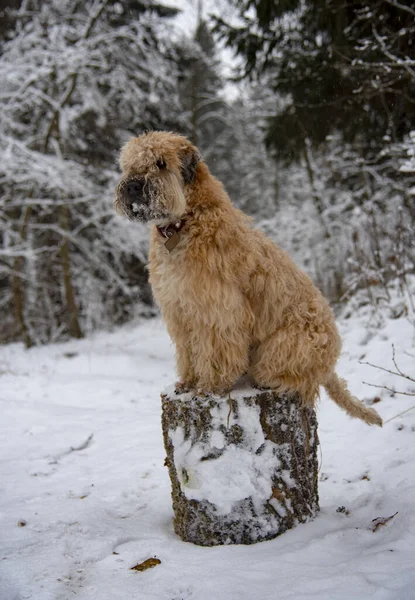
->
114;131;201;223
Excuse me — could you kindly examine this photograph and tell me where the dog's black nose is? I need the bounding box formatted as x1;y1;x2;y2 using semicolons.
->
126;180;144;199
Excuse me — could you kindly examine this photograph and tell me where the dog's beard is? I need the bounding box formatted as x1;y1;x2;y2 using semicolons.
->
130;201;170;223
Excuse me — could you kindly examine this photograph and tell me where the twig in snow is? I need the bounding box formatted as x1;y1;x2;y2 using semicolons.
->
69;433;94;453
227;389;232;429
383;406;415;424
50;433;94;464
362;381;415;397
360;345;415;422
371;512;398;532
391;344;414;382
360;344;415;395
359;358;414;382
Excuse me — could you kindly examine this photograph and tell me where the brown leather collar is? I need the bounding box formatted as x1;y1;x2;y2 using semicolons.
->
156;219;186;241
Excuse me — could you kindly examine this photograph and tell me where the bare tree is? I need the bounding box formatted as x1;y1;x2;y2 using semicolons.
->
0;0;184;344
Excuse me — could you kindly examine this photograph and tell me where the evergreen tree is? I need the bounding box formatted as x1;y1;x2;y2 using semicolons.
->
177;12;232;183
216;0;415;161
177;10;277;216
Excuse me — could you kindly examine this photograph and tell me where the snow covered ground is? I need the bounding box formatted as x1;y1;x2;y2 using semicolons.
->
1;289;415;600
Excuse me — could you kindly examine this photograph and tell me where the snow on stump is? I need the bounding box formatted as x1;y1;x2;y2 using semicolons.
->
161;381;319;546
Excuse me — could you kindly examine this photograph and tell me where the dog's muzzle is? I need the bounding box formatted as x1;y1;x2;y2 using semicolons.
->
116;177;152;221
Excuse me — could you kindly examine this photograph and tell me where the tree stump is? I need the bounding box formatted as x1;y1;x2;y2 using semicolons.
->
161;381;319;546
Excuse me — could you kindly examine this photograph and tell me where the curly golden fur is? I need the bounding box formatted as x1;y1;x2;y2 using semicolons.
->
115;131;382;427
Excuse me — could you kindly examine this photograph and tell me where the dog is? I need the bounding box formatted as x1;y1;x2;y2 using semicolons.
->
114;131;382;427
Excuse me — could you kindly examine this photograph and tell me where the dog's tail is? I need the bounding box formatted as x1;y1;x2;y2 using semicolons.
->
323;372;382;426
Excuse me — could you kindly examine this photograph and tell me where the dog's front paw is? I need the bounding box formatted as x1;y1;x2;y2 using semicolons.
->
174;381;194;394
195;387;210;397
252;382;273;391
196;386;229;397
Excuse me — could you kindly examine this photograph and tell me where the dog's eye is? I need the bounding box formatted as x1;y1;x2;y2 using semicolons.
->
156;158;166;170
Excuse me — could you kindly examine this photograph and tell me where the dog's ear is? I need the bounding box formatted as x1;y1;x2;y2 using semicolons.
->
180;145;201;184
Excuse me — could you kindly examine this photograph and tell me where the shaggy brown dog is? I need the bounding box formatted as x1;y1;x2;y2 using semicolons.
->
115;131;382;426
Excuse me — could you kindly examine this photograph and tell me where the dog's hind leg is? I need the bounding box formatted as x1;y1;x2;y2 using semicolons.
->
249;331;321;404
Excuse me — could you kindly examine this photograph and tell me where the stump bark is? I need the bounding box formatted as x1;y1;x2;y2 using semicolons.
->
161;382;319;546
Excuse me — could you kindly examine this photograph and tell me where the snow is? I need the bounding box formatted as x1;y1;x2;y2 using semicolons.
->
169;408;280;516
172;426;270;514
1;290;415;600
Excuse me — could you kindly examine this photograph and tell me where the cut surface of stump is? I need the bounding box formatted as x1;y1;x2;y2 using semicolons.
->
161;379;319;546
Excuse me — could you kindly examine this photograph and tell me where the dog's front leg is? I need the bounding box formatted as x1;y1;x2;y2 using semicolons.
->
166;315;196;392
189;323;250;395
175;339;196;392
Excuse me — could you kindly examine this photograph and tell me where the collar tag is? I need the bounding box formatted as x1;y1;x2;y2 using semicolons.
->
164;231;181;252
156;219;186;252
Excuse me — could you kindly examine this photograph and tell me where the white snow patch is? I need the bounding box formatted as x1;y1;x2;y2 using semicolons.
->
170;420;279;515
169;399;280;515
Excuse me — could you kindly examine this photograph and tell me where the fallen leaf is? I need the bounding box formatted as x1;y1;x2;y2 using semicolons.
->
130;558;161;572
371;512;398;532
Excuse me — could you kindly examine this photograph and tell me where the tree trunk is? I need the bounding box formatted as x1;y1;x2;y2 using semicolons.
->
302;143;329;237
59;204;83;339
162;384;319;546
12;205;33;348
